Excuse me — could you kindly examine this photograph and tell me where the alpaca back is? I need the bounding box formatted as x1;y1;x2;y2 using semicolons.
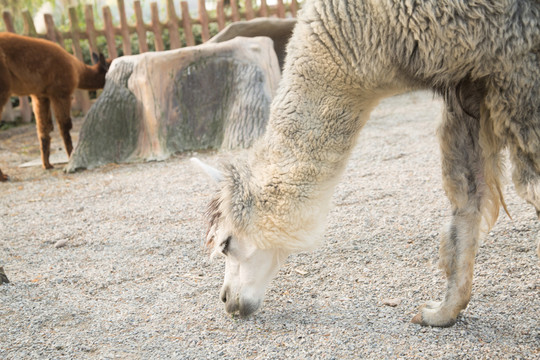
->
0;33;104;97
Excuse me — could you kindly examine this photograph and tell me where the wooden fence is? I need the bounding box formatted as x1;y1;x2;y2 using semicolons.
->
1;0;300;123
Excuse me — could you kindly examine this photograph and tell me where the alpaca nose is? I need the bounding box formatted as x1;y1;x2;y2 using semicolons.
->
220;288;228;303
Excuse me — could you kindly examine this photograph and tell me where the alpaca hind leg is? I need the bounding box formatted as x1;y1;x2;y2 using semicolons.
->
412;94;499;327
0;58;11;180
31;95;54;169
508;143;540;257
51;97;73;157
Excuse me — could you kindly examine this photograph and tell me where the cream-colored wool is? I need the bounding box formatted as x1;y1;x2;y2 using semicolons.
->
204;0;540;327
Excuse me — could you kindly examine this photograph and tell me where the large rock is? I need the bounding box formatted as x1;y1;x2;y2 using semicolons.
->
209;18;297;70
66;36;281;172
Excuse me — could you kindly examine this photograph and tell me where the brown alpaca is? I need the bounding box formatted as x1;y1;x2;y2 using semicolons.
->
0;33;112;180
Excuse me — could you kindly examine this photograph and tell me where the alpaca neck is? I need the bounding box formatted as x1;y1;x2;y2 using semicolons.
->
77;64;105;90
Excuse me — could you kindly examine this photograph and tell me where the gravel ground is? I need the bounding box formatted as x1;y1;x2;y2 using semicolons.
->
1;91;538;359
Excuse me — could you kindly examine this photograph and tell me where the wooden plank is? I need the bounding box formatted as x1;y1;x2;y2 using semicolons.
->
2;11;31;123
290;0;299;17
180;1;195;47
44;14;64;47
230;0;240;22
216;0;226;31
276;0;286;18
68;7;91;113
68;7;84;60
102;6;119;58
134;1;149;53
245;0;254;20
198;0;210;42
259;0;268;17
166;0;182;48
117;0;132;55
150;2;165;51
84;5;99;57
2;11;16;32
22;10;38;36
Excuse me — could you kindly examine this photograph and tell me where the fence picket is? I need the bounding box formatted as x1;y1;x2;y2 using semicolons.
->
230;0;240;22
259;0;269;17
84;5;99;58
166;0;182;49
22;10;37;36
216;0;226;31
277;0;286;18
150;2;165;51
181;1;195;47
198;0;210;42
134;1;149;53
118;0;132;55
102;6;119;58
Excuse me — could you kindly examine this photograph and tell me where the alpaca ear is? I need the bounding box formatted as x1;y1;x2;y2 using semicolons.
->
190;158;223;182
99;53;111;71
91;52;100;65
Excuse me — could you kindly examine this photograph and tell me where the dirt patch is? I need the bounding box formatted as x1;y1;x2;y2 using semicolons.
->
0;116;85;182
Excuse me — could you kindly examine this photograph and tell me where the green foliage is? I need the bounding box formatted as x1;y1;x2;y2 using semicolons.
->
0;0;49;32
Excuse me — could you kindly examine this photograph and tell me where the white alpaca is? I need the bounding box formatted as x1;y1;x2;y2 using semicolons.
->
199;0;540;327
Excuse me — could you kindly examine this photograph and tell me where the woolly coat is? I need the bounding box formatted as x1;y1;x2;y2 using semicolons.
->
209;0;540;252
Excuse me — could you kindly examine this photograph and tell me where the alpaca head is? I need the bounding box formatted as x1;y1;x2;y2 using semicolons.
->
194;158;289;317
89;52;113;88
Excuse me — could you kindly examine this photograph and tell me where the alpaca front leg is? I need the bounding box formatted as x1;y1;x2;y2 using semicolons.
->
31;96;54;169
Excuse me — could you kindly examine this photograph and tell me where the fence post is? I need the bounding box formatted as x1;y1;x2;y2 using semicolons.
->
22;10;38;36
198;0;210;42
290;0;299;17
84;5;99;57
216;0;226;31
150;2;165;51
276;0;286;18
259;0;268;17
68;7;92;113
2;10;15;32
230;0;240;22
166;0;182;48
103;6;119;58
2;10;32;123
134;1;149;52
245;0;254;20
117;0;132;55
181;1;195;47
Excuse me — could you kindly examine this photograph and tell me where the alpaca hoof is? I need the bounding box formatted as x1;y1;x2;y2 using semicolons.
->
0;267;9;284
0;173;8;182
411;301;457;327
43;164;54;170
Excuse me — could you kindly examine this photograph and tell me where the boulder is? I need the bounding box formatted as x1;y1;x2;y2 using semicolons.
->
66;36;281;172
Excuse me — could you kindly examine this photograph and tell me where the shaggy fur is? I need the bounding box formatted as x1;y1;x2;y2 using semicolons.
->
206;0;540;327
0;33;111;179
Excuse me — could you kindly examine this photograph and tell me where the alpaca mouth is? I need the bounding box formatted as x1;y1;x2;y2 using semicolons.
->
224;297;261;317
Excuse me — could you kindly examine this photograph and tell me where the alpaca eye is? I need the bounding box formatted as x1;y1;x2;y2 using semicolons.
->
221;236;232;255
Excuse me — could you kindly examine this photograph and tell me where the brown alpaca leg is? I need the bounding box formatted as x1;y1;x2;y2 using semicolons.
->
0;58;11;180
50;97;73;157
31;95;54;169
412;92;501;327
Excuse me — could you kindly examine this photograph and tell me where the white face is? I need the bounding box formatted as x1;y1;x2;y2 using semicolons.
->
211;230;287;317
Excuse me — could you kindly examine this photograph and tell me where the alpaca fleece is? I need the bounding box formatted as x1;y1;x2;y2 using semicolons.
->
206;0;540;326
